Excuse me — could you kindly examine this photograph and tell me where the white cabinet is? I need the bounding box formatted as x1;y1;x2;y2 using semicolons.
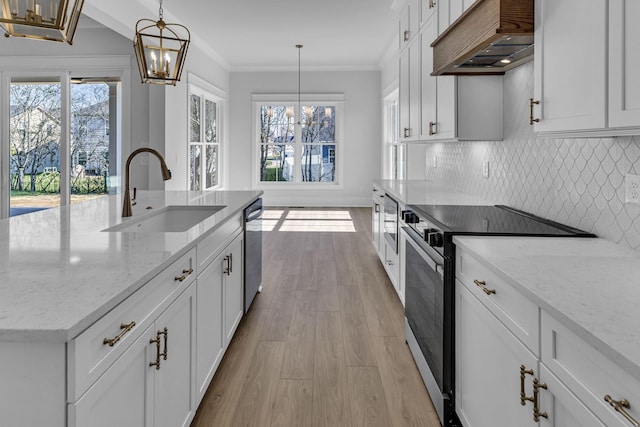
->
422;0;437;25
609;0;640;128
153;285;196;427
195;230;244;405
70;284;196;427
533;0;607;134
455;280;537;427
399;0;421;47
399;39;421;141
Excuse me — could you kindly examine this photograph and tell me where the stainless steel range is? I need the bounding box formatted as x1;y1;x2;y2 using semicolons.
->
400;205;596;427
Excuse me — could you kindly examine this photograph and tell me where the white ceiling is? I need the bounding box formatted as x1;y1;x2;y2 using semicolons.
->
84;0;399;71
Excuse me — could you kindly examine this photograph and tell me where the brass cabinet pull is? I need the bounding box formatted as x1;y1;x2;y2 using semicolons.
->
229;253;233;273
149;331;162;370
429;0;436;9
403;30;410;42
532;378;548;421
605;395;640;427
529;98;540;125
159;327;168;361
520;365;534;406
174;268;193;282
103;321;136;347
473;279;496;295
403;128;411;138
224;255;231;276
428;121;437;135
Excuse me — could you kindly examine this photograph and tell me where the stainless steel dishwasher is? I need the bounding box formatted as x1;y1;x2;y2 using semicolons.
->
244;198;263;312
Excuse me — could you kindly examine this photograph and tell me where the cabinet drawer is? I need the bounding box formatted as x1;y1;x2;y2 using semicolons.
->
541;311;640;426
456;248;539;354
196;213;243;273
68;247;196;401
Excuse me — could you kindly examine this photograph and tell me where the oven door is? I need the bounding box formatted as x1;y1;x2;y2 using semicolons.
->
402;227;447;425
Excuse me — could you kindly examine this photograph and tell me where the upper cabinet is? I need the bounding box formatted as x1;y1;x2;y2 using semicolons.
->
399;0;421;47
400;38;421;141
533;0;640;136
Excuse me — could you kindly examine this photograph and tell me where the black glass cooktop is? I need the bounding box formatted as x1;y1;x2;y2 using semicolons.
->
409;205;595;237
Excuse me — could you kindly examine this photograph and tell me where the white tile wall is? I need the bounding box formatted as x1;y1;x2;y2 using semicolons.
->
422;61;640;252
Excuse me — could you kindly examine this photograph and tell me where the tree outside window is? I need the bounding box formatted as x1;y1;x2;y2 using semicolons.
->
189;87;221;191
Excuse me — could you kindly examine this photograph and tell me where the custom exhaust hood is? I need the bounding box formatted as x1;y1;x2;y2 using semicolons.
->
431;0;534;76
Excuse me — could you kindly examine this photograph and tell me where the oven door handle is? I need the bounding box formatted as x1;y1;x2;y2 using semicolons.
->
401;227;444;276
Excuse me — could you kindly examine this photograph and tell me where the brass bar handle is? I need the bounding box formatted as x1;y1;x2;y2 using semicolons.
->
474;279;496;295
529;98;540;125
103;321;136;347
149;332;162;370
159;327;168;361
224;255;231;276
174;268;193;282
403;128;411;138
229;253;233;274
403;30;410;42
605;395;640;427
428;121;437;136
532;378;548;421
520;365;534;406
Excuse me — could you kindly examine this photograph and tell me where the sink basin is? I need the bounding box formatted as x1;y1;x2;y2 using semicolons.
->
103;205;226;232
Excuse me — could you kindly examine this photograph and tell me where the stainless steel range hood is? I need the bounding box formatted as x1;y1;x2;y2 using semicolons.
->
431;0;534;76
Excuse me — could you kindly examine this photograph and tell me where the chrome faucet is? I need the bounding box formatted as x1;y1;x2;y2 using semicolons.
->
122;148;172;217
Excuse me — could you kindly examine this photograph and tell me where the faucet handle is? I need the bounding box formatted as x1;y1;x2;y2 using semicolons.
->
132;187;137;206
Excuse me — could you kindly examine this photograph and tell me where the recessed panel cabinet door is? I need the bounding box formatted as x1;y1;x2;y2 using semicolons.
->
224;234;244;346
455;281;536;427
533;0;607;133
538;364;606;427
195;251;225;404
154;285;196;427
69;325;155;427
609;0;640;128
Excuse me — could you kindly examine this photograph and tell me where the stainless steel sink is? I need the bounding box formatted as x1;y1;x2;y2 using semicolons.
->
103;205;225;232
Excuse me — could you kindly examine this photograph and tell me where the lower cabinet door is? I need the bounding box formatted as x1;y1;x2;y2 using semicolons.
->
154;285;196;427
455;281;537;427
538;364;606;427
224;233;244;345
69;325;155;427
195;251;225;404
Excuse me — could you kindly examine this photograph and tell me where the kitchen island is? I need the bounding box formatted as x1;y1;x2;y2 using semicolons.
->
0;190;262;426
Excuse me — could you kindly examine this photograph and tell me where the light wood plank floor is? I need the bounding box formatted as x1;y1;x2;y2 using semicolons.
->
191;207;440;427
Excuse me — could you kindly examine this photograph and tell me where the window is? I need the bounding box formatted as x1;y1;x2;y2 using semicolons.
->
189;85;221;191
383;90;404;180
254;95;343;186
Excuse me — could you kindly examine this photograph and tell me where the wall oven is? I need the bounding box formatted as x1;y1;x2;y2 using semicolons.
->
383;194;399;253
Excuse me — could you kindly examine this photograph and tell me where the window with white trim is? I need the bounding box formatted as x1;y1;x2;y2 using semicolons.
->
254;95;343;186
189;85;221;190
383;90;404;180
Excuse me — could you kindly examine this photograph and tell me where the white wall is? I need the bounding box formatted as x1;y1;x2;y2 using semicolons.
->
228;70;381;207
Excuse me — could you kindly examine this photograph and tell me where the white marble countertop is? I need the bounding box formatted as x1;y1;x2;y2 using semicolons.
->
453;236;640;381
0;190;262;343
372;179;495;205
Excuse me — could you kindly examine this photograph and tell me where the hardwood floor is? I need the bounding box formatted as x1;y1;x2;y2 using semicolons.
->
191;207;440;427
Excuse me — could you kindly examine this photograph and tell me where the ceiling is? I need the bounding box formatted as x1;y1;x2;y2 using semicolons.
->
84;0;399;71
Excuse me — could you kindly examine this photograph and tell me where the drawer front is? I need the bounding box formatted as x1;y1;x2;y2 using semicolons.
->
456;248;539;354
196;213;243;273
68;247;196;401
541;311;640;427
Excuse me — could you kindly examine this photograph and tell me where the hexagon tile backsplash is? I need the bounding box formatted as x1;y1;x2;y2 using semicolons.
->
422;61;640;252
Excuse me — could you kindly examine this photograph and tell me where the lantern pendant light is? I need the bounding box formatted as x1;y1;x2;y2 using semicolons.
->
134;0;190;86
0;0;85;44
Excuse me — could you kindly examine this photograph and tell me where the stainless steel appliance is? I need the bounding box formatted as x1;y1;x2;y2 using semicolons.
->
383;194;399;253
402;205;596;427
244;198;263;312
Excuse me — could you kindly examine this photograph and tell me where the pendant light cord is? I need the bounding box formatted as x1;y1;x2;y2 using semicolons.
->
296;44;302;125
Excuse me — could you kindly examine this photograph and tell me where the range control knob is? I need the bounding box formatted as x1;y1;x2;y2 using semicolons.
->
422;228;437;240
403;212;419;224
428;232;444;247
